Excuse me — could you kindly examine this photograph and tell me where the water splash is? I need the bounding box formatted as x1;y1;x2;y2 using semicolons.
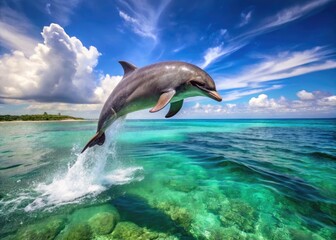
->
24;119;143;211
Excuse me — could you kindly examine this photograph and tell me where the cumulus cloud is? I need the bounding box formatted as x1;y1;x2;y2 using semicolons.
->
248;90;336;114
0;23;121;106
0;24;96;103
249;94;280;108
187;90;335;118
297;90;315;100
317;96;336;106
94;74;122;103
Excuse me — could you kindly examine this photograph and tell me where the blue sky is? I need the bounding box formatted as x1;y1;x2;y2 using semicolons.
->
0;0;335;118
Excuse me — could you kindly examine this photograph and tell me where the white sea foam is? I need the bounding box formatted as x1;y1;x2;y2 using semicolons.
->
23;119;143;212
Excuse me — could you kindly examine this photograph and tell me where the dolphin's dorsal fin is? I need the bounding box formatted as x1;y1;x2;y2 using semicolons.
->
119;61;137;77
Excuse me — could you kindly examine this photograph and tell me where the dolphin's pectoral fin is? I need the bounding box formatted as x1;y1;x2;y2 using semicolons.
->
119;61;137;77
150;90;176;113
165;100;183;118
81;132;106;153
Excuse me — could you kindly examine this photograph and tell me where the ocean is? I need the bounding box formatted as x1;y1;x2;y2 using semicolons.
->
0;119;335;239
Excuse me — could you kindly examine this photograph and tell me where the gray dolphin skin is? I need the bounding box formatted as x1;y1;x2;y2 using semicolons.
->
81;61;222;153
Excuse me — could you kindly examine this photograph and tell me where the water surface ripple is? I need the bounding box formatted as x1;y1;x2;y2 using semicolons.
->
0;119;335;239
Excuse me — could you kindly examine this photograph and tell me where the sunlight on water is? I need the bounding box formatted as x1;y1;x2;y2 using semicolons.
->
22;119;143;211
0;119;335;239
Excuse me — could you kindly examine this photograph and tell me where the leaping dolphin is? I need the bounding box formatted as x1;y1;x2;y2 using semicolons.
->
81;61;222;153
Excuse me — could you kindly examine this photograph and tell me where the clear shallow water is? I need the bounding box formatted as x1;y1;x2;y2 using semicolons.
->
0;119;335;239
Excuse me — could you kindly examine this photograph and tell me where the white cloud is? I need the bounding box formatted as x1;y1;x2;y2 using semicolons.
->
222;85;282;101
318;96;336;106
191;102;238;114
118;0;171;42
27;102;101;112
201;0;331;68
94;74;122;103
0;7;38;55
216;47;336;100
46;3;52;15
238;9;253;27
219;29;228;36
249;94;281;108
172;45;186;53
24;73;122;119
0;23;120;105
240;0;332;40
200;41;247;69
43;0;81;26
297;90;315;100
248;91;336;113
119;11;139;25
201;44;224;69
187;90;336;118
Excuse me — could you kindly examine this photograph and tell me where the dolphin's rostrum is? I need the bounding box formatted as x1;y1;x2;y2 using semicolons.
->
81;61;222;153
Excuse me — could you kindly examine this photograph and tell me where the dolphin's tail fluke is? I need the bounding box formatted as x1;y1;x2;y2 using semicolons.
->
81;132;106;153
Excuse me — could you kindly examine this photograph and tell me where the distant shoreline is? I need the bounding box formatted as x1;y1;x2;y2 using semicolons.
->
0;119;94;123
0;114;90;122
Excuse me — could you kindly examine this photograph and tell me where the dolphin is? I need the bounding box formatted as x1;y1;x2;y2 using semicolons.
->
81;61;222;153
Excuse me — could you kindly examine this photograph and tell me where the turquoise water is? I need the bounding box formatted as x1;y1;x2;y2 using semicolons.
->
0;119;335;239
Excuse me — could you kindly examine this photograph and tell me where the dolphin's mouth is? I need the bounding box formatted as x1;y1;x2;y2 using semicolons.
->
192;83;222;102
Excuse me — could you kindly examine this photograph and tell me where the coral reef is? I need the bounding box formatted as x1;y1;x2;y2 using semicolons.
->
156;202;193;229
219;200;258;233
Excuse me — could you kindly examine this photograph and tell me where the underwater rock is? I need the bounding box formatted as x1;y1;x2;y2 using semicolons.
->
110;221;177;240
88;212;117;235
61;223;92;240
56;204;120;239
219;200;257;233
15;216;66;240
69;204;120;225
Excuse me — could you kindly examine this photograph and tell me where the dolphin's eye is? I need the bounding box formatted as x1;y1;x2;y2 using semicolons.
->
190;80;205;87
